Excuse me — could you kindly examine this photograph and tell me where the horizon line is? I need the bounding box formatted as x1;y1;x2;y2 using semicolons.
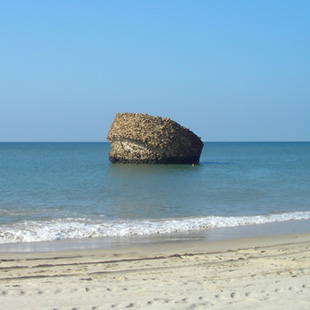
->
0;140;309;144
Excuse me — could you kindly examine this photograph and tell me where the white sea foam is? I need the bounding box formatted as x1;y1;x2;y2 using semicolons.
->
1;211;310;244
0;209;30;216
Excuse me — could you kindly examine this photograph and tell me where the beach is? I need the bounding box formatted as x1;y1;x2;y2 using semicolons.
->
2;0;310;308
1;232;310;310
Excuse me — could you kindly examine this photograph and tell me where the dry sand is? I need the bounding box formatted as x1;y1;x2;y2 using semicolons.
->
1;233;310;310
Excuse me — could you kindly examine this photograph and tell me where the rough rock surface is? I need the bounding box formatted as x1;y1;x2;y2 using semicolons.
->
107;113;204;164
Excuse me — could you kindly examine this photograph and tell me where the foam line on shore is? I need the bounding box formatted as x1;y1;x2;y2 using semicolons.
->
1;211;310;244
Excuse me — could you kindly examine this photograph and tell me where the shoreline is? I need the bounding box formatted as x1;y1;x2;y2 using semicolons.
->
1;218;310;253
0;232;309;309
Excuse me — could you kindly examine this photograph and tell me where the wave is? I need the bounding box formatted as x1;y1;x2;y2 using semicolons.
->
1;211;310;244
0;209;31;216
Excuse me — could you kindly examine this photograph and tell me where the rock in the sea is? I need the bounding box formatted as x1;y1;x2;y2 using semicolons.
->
107;113;204;164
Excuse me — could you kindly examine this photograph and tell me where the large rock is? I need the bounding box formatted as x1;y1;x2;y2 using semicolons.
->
107;113;203;164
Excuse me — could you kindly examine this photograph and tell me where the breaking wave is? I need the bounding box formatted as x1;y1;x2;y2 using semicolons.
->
1;211;310;244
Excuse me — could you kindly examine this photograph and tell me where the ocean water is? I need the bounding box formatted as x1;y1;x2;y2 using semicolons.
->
0;142;310;245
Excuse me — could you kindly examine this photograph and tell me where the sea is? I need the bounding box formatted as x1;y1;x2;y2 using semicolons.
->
0;142;310;251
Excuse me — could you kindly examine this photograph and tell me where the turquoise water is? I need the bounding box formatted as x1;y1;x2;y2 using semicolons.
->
0;142;310;244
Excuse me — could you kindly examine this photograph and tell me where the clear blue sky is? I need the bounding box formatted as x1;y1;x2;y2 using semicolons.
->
1;0;309;142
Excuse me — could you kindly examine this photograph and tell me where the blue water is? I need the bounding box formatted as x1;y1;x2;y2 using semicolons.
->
0;142;310;244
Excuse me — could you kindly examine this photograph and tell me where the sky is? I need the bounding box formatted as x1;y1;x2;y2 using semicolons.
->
1;0;309;142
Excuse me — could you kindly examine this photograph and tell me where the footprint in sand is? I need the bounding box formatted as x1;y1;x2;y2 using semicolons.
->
274;288;284;293
288;286;298;292
154;298;171;304
126;302;135;308
230;292;240;299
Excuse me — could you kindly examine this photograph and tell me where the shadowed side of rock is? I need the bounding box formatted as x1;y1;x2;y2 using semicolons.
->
107;113;204;164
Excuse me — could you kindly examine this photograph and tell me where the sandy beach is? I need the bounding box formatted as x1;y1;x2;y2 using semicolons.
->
0;233;310;310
